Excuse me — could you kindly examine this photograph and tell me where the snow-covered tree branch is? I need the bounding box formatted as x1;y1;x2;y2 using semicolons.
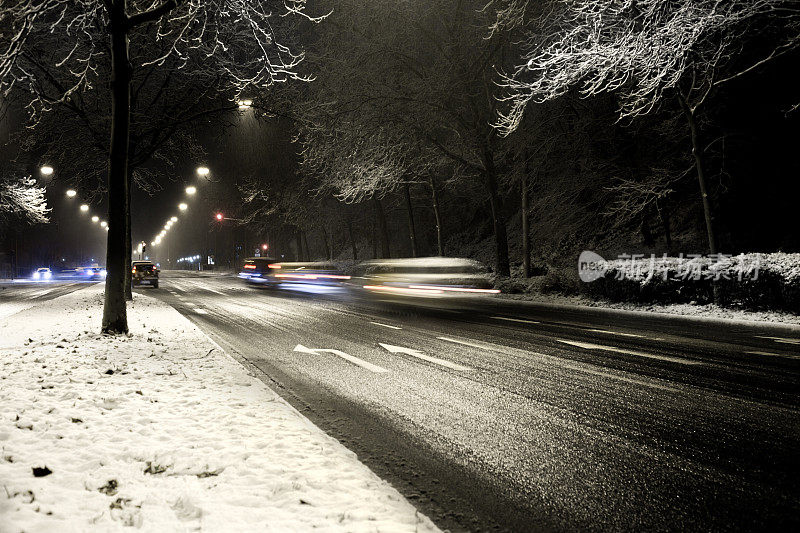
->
0;175;50;225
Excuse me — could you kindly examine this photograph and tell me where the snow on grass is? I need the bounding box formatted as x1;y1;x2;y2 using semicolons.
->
0;285;439;532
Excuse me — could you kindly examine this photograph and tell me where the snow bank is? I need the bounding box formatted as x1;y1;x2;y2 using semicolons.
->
0;285;438;532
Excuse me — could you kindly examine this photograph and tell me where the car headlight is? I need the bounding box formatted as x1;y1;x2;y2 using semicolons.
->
33;272;40;279
44;272;52;279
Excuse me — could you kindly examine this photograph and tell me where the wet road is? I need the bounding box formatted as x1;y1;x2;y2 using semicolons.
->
5;274;799;531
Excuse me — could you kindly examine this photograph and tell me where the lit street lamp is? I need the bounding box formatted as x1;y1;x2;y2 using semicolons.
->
66;189;77;198
40;166;54;176
170;216;178;222
196;166;210;177
238;99;253;109
100;221;107;228
91;216;99;223
179;203;188;211
79;204;89;212
185;186;197;195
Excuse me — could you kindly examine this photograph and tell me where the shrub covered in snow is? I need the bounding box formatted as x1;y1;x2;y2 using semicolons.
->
583;253;800;313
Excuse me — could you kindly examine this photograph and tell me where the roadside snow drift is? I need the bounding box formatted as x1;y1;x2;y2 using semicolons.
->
0;285;438;532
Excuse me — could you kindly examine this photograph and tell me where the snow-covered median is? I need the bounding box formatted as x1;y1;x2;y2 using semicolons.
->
0;285;438;532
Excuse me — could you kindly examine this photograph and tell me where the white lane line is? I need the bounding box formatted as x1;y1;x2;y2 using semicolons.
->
27;288;55;298
437;336;491;350
379;343;471;371
294;344;389;373
202;286;227;296
171;285;185;293
756;335;800;345
556;339;702;365
192;308;208;315
491;316;540;324
746;350;800;360
438;336;680;392
587;328;657;340
370;321;402;330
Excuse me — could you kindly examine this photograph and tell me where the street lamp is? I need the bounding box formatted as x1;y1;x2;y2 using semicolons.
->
196;166;210;177
261;244;268;251
40;166;54;176
185;186;197;195
91;216;99;223
215;213;224;221
170;216;178;222
238;99;253;109
100;221;107;228
179;203;188;211
79;204;89;212
65;189;77;198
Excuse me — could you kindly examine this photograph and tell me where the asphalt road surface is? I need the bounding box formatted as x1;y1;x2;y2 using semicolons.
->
4;274;799;531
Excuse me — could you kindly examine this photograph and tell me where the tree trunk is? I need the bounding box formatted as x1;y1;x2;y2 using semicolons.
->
102;3;131;334
483;149;510;277
374;197;390;258
346;218;358;260
521;170;530;278
429;175;443;256
403;184;418;258
658;199;672;253
302;230;311;261
124;166;132;300
295;229;303;261
321;226;332;260
678;95;717;254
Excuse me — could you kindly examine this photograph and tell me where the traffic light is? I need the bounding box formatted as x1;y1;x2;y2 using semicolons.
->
215;213;223;221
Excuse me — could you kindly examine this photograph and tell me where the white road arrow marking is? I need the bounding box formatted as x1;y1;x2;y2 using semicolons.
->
379;343;471;371
556;339;702;365
294;344;389;373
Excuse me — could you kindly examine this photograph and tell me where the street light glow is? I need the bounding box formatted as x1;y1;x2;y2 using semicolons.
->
196;166;210;177
216;213;224;221
66;189;77;198
179;203;188;211
185;186;197;195
238;99;253;109
79;204;89;212
262;244;268;250
100;221;107;228
91;216;99;223
170;216;178;222
40;166;54;176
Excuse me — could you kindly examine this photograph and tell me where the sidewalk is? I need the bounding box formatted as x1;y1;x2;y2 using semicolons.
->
0;286;439;532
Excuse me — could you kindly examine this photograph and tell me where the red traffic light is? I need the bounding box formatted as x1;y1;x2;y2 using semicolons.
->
261;244;268;250
215;213;223;221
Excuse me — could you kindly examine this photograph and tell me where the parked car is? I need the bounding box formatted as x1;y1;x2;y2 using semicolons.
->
131;261;159;288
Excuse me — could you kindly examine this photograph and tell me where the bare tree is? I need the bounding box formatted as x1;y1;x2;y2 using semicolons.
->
496;0;800;253
0;174;49;226
1;0;322;333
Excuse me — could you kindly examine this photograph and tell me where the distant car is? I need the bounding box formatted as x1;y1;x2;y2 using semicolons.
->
270;262;351;294
238;257;280;285
32;267;52;281
131;261;159;288
76;266;107;280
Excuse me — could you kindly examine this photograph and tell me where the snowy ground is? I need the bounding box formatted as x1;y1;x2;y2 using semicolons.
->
499;290;800;326
0;285;439;532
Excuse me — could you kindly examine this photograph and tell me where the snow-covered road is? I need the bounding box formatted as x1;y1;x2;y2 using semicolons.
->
0;284;439;532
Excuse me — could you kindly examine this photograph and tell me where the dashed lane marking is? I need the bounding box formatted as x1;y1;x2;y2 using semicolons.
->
746;350;800;360
556;339;702;365
586;328;657;340
370;321;402;330
756;335;800;345
192;308;208;315
437;336;681;392
491;316;540;325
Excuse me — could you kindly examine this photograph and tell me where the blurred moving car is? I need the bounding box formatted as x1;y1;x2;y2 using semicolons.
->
32;267;52;281
238;257;280;285
239;259;350;293
271;262;351;294
131;260;159;288
358;257;499;306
